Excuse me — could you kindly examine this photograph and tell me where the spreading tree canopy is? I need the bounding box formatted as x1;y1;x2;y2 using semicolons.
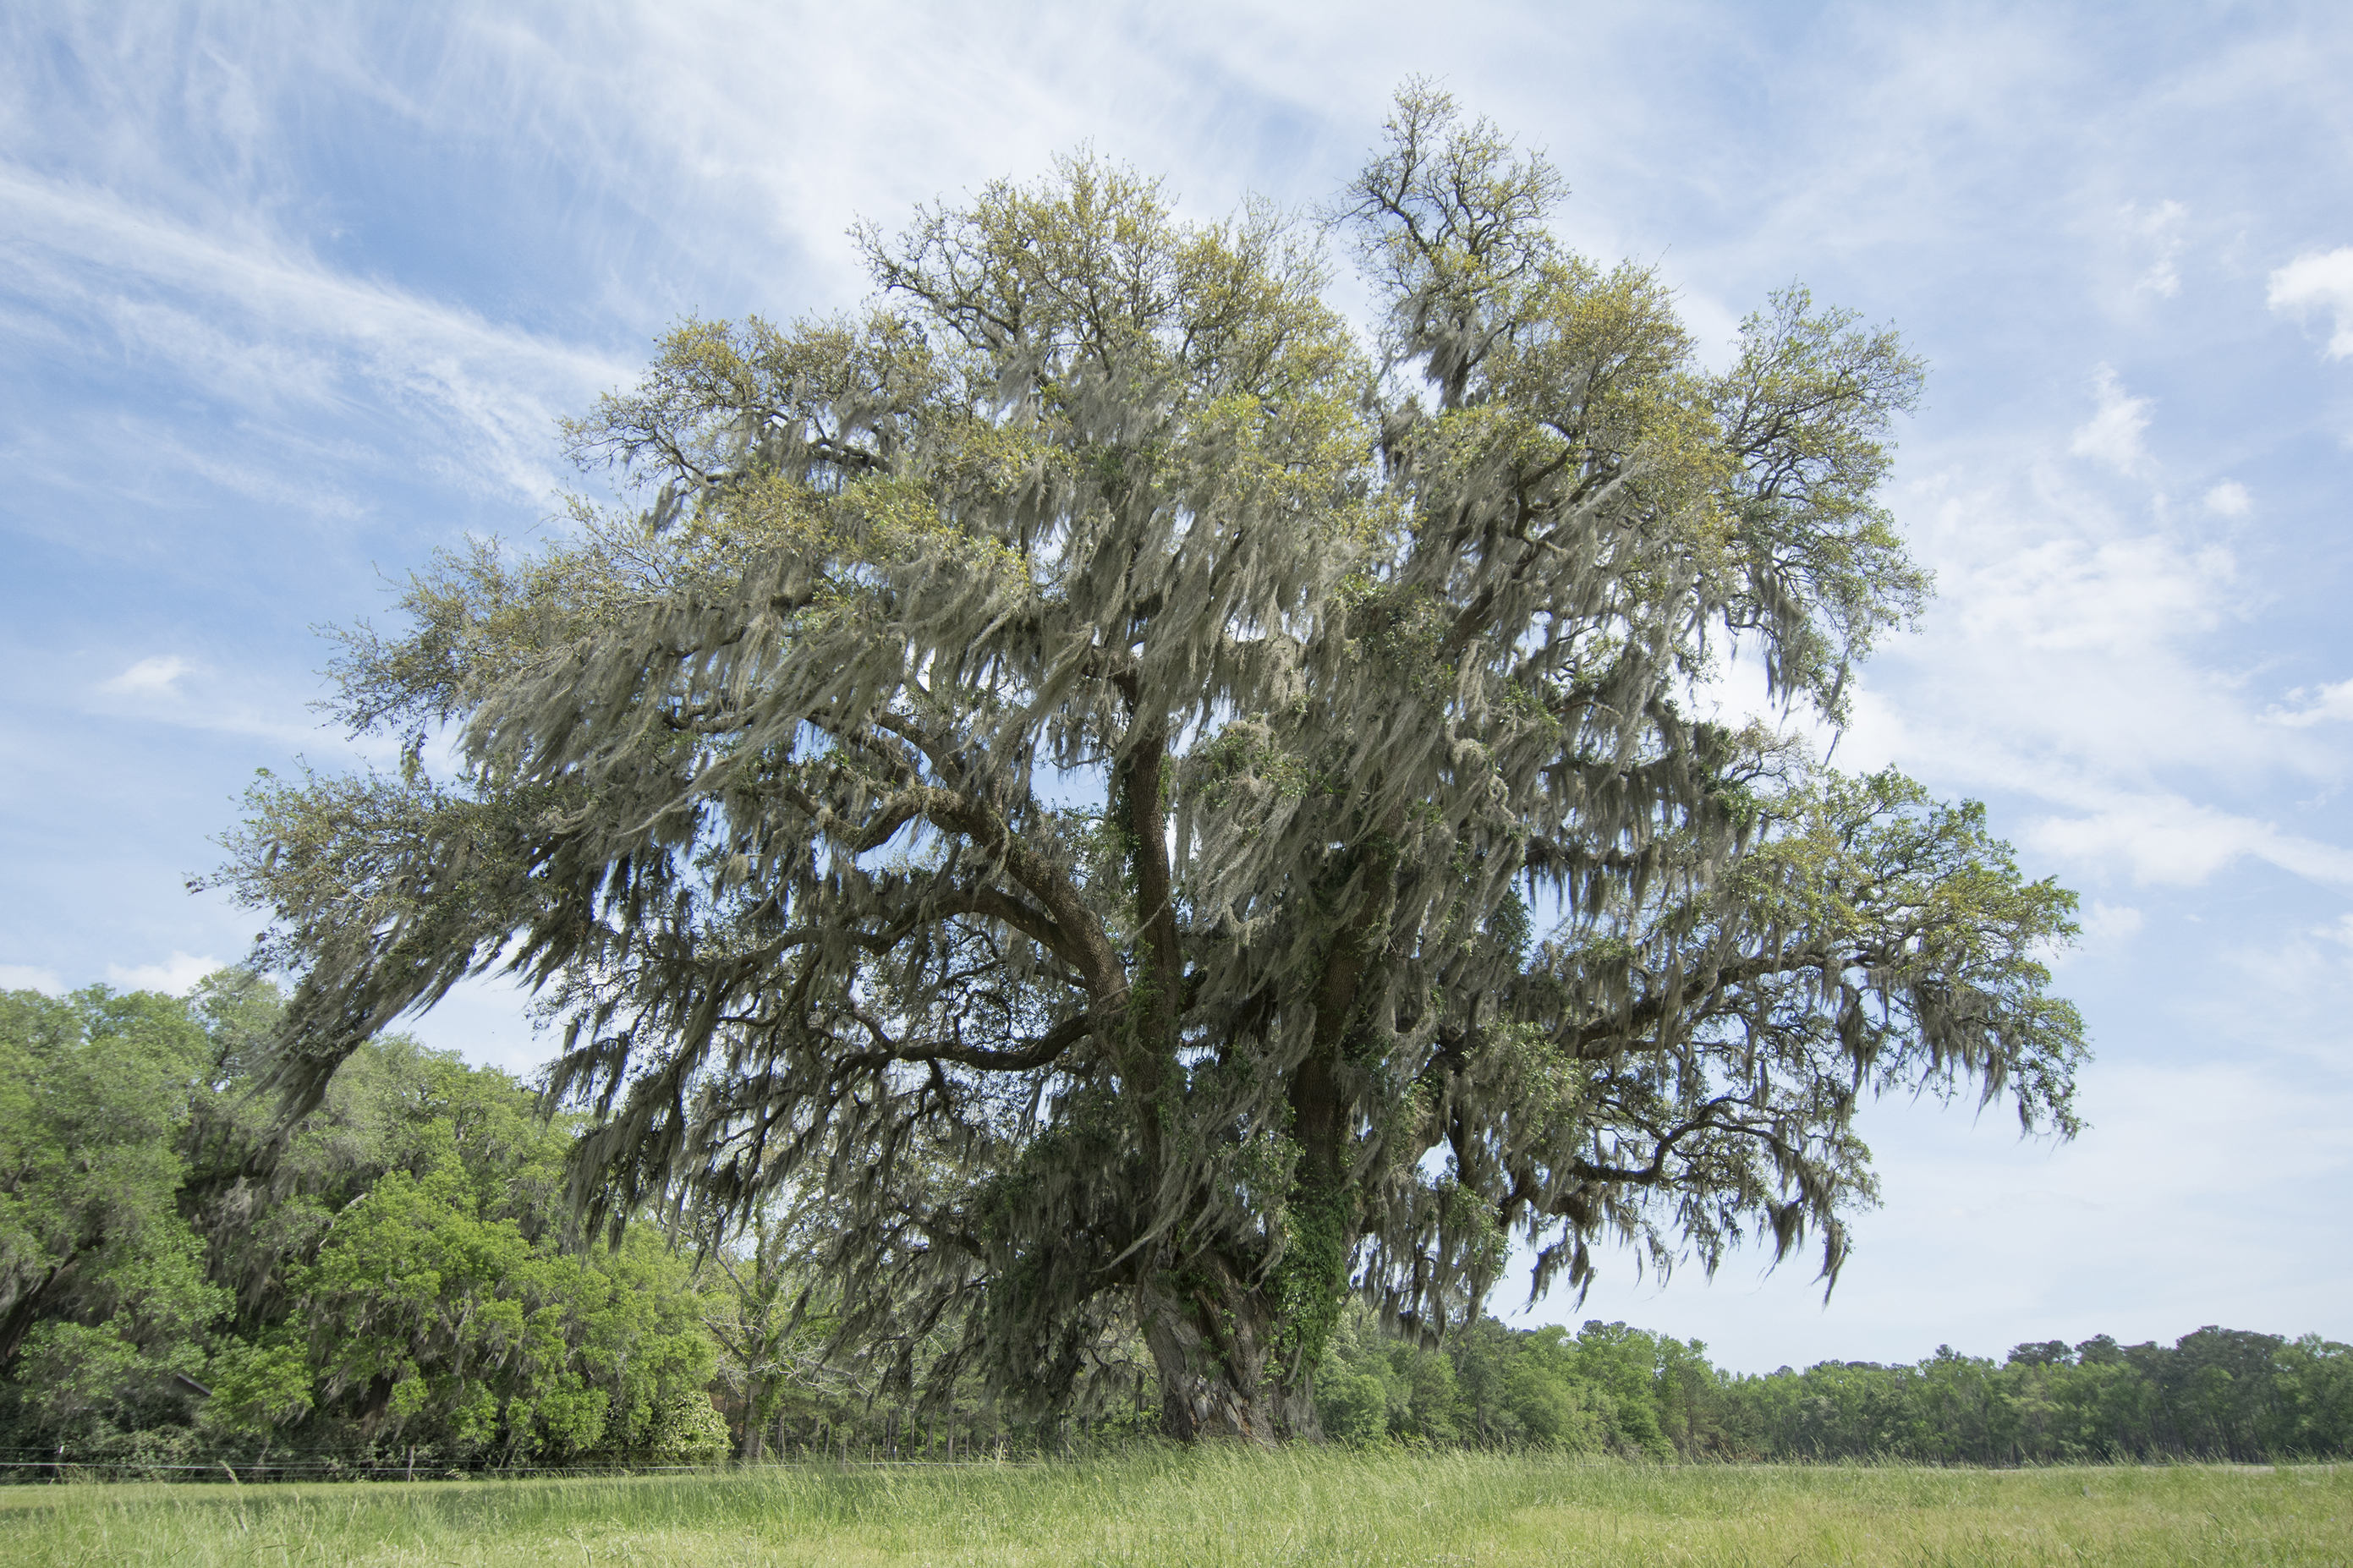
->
214;89;2085;1442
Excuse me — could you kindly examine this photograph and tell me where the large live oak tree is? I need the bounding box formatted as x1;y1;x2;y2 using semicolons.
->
213;90;2085;1443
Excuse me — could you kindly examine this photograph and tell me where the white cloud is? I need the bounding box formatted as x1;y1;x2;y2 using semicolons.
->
2268;246;2353;359
2027;793;2353;889
0;166;630;503
2068;365;2153;474
103;951;222;995
1844;456;2353;900
1854;472;2255;773
58;643;332;748
2271;677;2353;728
2221;913;2353;1044
2124;199;2187;298
2077;901;2144;949
0;964;65;995
165;439;368;521
2202;480;2251;517
100;655;192;696
85;650;348;748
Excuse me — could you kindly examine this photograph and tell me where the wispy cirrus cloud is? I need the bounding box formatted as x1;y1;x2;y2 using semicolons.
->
1833;428;2352;900
2026;791;2353;890
0;166;630;504
100;654;193;697
2122;199;2187;299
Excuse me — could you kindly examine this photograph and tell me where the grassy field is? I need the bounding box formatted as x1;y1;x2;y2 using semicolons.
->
0;1449;2343;1565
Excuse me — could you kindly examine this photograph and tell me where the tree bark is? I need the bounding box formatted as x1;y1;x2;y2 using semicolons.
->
1138;1257;1319;1445
0;1258;74;1370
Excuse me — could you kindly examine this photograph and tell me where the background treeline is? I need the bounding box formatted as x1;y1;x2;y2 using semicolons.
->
4;977;2347;1473
1313;1308;2353;1464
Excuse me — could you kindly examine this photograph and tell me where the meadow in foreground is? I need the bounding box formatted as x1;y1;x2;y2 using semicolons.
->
0;1448;2343;1566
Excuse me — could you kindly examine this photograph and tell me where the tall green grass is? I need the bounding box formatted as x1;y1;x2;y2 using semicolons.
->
0;1448;2342;1565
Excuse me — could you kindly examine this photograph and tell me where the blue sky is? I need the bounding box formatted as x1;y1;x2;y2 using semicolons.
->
4;1;2350;1373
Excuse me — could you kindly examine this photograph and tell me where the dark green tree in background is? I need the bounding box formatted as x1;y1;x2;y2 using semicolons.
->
0;986;222;1443
1308;1307;2353;1464
211;87;2086;1442
0;974;727;1468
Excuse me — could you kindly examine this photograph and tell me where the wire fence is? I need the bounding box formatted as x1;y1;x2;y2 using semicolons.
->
0;1445;1078;1486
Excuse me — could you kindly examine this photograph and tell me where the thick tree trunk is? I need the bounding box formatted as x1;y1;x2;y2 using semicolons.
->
0;1258;74;1370
738;1379;784;1463
1138;1259;1319;1445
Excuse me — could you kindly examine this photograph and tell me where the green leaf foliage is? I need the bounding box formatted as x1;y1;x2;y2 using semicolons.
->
0;973;728;1467
206;85;2083;1442
12;975;2334;1470
0;985;224;1445
1316;1308;2353;1463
